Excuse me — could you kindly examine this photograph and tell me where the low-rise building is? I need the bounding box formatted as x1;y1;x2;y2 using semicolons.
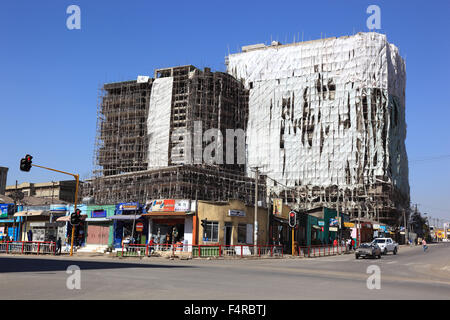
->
6;180;77;203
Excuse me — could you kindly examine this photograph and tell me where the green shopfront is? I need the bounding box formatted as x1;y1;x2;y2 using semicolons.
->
306;207;348;246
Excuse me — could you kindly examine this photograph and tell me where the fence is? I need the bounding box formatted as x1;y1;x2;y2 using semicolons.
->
0;241;56;255
119;243;283;259
298;244;347;258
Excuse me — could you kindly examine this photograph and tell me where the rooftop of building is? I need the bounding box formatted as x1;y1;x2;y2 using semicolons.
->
6;180;77;190
229;32;390;56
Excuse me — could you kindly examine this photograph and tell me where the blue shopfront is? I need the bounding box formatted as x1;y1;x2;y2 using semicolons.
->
111;202;148;248
0;203;21;241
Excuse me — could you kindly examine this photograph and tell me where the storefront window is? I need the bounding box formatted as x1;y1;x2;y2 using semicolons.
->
237;224;246;243
203;221;218;242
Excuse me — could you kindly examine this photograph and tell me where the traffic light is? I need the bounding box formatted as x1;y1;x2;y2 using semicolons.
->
289;211;297;228
20;154;33;172
70;208;82;225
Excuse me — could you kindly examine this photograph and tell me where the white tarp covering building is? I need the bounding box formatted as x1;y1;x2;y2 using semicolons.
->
227;32;409;219
147;77;173;168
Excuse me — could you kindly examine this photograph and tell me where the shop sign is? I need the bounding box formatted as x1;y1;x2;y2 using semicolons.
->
119;202;139;211
149;199;189;212
228;210;245;217
273;199;282;217
149;199;174;212
0;204;11;218
50;204;67;213
329;227;338;232
379;225;387;232
318;220;324;226
174;200;190;212
30;222;46;227
0;227;4;236
343;222;355;228
91;210;107;218
373;224;380;230
136;222;144;232
329;218;339;227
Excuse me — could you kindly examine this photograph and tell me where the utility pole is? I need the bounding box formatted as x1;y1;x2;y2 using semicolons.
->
357;205;361;246
336;188;340;242
403;209;408;244
253;167;260;245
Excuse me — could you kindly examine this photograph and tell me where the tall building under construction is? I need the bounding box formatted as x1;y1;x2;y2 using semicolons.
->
226;32;409;225
84;32;409;226
84;66;263;205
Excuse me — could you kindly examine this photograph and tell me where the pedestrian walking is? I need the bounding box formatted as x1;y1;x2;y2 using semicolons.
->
422;239;428;252
148;237;155;256
56;237;62;255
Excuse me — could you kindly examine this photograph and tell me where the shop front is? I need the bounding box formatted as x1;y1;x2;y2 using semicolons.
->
0;203;21;241
350;221;373;245
271;199;291;249
196;199;268;246
305;207;342;246
85;205;115;247
144;199;194;247
50;204;69;242
57;204;88;247
111;202;145;248
15;209;54;242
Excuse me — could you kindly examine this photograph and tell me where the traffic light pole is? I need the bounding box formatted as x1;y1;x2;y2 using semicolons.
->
30;164;79;256
291;227;295;256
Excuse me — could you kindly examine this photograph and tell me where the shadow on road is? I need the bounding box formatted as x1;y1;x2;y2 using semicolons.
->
0;257;195;273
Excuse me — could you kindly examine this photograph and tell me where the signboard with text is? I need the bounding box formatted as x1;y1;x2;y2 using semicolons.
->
228;210;245;217
91;210;107;218
148;199;190;212
0;204;12;219
119;202;139;211
273;199;282;217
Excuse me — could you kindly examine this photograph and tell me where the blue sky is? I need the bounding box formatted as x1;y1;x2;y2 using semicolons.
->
1;1;449;221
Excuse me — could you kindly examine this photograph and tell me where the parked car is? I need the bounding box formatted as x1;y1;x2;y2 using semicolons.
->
355;243;382;259
372;237;398;255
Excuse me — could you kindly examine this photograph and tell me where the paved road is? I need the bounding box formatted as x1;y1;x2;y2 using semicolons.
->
0;243;449;299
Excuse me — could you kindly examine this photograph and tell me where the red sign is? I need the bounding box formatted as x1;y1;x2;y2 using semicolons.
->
136;222;144;232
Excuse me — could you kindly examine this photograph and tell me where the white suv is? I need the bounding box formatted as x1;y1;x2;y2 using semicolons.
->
372;238;398;255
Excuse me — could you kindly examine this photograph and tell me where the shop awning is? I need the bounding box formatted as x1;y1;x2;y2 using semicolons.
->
14;210;51;217
108;215;142;221
86;218;110;222
272;216;288;224
56;215;87;222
